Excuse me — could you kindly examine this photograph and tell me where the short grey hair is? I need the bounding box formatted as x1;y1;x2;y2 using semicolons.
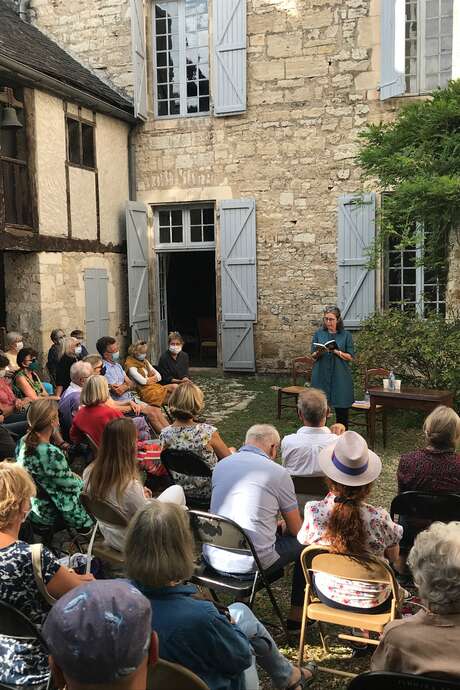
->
245;424;280;446
408;521;460;614
6;331;22;346
298;388;328;426
70;361;92;383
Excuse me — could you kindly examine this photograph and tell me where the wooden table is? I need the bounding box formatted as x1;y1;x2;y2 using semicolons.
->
368;386;454;450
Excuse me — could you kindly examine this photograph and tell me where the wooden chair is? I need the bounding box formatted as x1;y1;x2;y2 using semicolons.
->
298;545;399;677
350;368;389;447
147;658;210;690
277;356;314;419
197;317;217;361
80;493;127;567
348;672;460;690
161;448;212;510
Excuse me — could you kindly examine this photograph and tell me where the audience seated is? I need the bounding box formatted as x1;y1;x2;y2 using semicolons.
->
125;501;317;690
371;521;460;677
97;335;169;433
13;347;59;402
0;461;93;688
70;329;89;359
43;579;156;690
83;418;185;551
157;331;190;385
297;431;402;646
125;340;177;406
46;328;66;383
0;353;29;436
55;336;80;397
160;382;232;501
205;424;306;630
281;388;345;476
70;375;123;446
4;330;24;373
398;406;460;494
16;399;93;532
0;424;16;459
58;361;93;441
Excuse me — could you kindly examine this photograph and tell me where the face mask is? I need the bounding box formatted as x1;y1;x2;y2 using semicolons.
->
0;369;6;378
169;345;182;354
135;353;147;361
100;365;107;376
74;345;82;357
112;351;120;362
15;341;24;351
29;360;39;371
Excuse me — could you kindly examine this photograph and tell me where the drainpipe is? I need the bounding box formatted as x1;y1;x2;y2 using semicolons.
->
19;0;29;21
128;125;137;201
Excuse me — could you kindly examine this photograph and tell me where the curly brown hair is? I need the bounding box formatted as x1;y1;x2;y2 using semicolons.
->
323;478;373;556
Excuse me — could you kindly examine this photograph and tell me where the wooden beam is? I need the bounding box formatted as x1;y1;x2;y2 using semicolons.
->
0;227;125;253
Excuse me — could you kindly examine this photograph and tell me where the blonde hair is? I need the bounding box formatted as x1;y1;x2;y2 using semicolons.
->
128;340;148;357
169;381;204;421
83;354;103;371
24;399;58;455
125;502;195;587
424;406;460;450
80;375;109;406
87;418;138;501
0;461;36;529
58;336;78;360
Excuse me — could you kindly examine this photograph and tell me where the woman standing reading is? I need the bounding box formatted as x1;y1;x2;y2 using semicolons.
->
311;306;354;429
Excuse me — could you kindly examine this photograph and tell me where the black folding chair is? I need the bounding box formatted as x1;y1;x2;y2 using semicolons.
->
0;601;51;690
348;671;460;690
188;510;290;643
291;474;327;497
390;491;460;550
80;492;127;568
161;449;212;510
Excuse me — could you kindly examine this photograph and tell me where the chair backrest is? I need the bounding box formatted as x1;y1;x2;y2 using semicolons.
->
0;600;45;642
348;671;460;690
292;474;327;497
189;509;255;555
85;432;99;454
292;356;314;386
148;658;210;690
80;492;129;528
364;367;390;390
390;491;460;523
161;448;213;479
197;318;217;342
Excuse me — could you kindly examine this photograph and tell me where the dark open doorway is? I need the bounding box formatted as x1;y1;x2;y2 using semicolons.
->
166;251;217;367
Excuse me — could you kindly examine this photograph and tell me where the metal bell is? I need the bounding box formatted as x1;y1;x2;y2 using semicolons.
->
1;106;22;129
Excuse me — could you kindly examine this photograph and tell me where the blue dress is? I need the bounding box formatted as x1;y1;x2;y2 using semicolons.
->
311;328;355;408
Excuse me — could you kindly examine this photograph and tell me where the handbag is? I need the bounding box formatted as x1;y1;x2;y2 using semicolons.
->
30;543;57;606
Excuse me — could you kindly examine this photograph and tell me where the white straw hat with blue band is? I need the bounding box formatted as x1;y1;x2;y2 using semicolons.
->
318;430;382;486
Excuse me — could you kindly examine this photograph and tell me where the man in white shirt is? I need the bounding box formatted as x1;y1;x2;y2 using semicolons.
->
281;388;345;476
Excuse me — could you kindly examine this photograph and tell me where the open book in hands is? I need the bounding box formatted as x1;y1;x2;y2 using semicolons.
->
313;340;337;351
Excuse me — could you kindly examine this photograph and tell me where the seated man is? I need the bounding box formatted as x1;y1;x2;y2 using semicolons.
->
43;579;158;690
58;360;93;440
281;388;344;476
205;423;306;629
96;336;168;433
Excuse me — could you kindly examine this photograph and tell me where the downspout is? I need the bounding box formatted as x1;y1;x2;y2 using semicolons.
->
128;125;137;201
18;0;29;21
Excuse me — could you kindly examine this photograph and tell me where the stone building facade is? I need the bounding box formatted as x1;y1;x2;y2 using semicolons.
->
28;0;460;370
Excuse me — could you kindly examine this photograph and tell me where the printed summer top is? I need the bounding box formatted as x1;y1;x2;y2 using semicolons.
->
160;423;217;499
0;541;60;686
15;439;92;530
298;492;403;608
12;370;43;398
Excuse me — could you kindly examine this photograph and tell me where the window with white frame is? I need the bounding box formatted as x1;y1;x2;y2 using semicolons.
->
405;0;453;93
155;204;215;249
153;0;209;118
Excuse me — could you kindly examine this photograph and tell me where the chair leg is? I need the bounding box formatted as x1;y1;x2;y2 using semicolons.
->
277;390;282;419
382;410;387;448
261;581;291;645
318;622;329;653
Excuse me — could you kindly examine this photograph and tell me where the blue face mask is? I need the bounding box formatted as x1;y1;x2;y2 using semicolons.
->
135;353;147;361
112;351;120;362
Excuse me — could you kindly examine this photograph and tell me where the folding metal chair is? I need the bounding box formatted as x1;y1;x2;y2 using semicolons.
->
147;658;210;690
391;490;460;551
161;448;212;510
80;492;127;568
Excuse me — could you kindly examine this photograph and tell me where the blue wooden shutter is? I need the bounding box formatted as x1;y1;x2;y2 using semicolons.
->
337;193;376;329
380;0;405;100
213;0;247;115
84;268;109;353
126;201;151;342
130;0;148;119
220;198;256;371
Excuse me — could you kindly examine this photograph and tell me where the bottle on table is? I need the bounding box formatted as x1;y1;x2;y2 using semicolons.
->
388;370;396;391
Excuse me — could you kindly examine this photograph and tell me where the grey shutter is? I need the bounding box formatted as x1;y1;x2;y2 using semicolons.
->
337;193;376;329
213;0;247;115
84;268;109;353
126;201;151;342
380;0;405;100
130;0;148;120
220;198;256;371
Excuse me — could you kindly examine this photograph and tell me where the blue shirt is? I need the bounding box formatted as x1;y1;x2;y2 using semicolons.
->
103;360;134;402
133;583;251;690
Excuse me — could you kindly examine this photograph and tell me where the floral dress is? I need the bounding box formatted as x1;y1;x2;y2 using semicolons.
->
0;541;60;686
160;423;217;499
298;492;403;608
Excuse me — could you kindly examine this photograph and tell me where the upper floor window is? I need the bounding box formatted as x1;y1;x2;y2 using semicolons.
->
154;204;215;249
405;0;453;93
153;0;210;118
66;115;96;169
0;85;32;229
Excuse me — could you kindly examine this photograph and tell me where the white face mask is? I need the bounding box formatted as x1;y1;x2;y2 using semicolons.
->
0;369;6;378
169;345;182;354
15;341;24;351
74;345;82;356
136;353;147;361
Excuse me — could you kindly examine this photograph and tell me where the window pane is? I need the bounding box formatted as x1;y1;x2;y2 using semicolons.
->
187;97;198;113
389;286;402;303
190;209;202;225
199;97;209;112
203;225;214;242
403;268;416;284
403;285;416;301
388;268;401;284
67;118;80;164
158;100;169;116
203;208;213;224
81;123;95;168
159;226;170;243
402;251;416;267
190;225;202;242
172;226;183;242
159;210;170;226
187;81;198;97
171;210;182;225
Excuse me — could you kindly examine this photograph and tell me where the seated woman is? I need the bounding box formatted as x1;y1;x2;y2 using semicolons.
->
15;399;93;533
157;331;190;385
297;431;402;649
160;382;233;501
4;330;24;373
372;521;460;677
70;375;123;447
126;501;316;690
0;461;93;688
84;418;185;551
124;340;176;407
0;353;30;436
13;347;59;402
55;336;80;397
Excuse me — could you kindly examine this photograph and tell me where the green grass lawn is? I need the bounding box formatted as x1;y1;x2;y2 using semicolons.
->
193;373;426;689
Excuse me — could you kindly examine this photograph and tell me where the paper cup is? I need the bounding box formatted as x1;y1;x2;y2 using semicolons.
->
383;379;390;390
395;379;401;391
